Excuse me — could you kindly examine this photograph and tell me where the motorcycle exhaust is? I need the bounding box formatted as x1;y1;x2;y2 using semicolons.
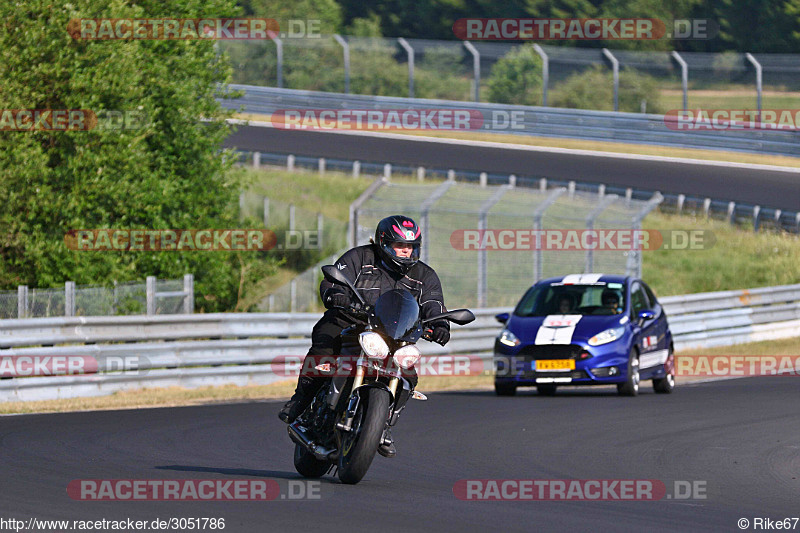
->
287;424;337;461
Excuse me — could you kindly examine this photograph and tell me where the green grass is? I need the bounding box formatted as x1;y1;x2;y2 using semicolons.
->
244;167;800;302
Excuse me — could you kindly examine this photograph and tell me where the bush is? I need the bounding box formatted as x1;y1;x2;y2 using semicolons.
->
550;65;665;114
486;44;544;106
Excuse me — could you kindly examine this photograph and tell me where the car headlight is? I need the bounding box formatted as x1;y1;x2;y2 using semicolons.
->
498;328;520;347
588;326;626;346
359;332;389;359
393;344;421;369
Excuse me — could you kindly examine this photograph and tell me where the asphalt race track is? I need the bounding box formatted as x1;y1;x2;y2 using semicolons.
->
224;126;800;211
2;377;798;532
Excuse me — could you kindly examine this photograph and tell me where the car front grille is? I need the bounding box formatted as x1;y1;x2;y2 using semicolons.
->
518;344;586;360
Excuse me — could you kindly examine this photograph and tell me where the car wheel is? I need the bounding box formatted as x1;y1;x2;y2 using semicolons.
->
617;349;639;396
495;382;517;396
653;345;675;394
536;384;557;396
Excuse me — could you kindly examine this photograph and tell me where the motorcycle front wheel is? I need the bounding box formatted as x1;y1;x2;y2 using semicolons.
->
337;387;391;484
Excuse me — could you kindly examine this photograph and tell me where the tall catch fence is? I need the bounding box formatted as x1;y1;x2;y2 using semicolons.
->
220;37;800;110
351;180;660;308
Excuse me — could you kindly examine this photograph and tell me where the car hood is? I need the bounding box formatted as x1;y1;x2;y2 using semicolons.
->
507;314;626;344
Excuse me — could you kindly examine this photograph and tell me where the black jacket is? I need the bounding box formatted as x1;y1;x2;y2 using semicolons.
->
320;244;449;330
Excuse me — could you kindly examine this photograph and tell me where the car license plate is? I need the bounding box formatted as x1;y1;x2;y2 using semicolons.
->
535;359;575;371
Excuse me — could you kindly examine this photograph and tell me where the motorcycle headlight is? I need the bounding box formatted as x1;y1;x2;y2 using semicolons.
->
498;328;520;347
588;327;626;346
359;332;389;359
393;344;421;369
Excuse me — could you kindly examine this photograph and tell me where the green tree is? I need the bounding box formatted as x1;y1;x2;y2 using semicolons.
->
0;0;277;311
487;44;544;106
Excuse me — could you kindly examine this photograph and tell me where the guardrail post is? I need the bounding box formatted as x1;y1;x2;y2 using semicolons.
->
795;212;800;231
677;194;685;214
65;281;75;317
183;274;194;313
319;158;326;175
774;209;782;229
384;164;392;180
598;184;605;197
477;185;512;307
727;201;736;224
17;285;27;318
290;279;297;313
287;154;295;172
263;197;270;226
703;198;711;219
398;38;415;98
353;160;360;179
753;205;761;232
568;181;575;199
745;53;762;114
625;188;632;207
289;204;295;232
333;34;350;94
628;192;664;277
146;276;156;315
479;172;487;187
253;151;261;169
532;44;549;106
539;178;547;191
417;166;425;182
448;169;456;181
268;294;275;312
317;213;324;249
671;51;688;109
463;41;480;102
238;192;245;221
509;174;516;187
602;48;619;112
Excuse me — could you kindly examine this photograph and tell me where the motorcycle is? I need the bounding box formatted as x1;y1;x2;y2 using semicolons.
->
287;264;475;484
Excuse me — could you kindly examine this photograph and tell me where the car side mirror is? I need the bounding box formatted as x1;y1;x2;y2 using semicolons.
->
638;310;655;324
495;312;510;324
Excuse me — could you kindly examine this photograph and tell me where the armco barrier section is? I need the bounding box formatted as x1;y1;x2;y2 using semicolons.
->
220;85;800;157
1;284;799;401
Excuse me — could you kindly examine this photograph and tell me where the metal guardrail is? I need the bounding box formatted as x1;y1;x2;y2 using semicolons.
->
220;85;800;157
2;284;799;401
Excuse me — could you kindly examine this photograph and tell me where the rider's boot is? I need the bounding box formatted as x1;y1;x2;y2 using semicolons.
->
377;426;396;458
278;376;324;424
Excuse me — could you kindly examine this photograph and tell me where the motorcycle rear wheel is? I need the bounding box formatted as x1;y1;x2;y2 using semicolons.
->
337;387;391;484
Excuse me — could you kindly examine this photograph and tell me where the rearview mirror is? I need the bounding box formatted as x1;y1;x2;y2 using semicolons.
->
321;265;366;306
495;312;509;324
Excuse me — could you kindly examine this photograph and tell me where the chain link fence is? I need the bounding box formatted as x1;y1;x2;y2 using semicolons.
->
353;180;660;308
220;38;800;110
0;276;193;319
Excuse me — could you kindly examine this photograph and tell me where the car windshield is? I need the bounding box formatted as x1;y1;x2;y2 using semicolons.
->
514;282;627;317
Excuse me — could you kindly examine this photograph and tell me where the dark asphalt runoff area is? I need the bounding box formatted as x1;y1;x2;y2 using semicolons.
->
224;126;800;211
1;377;798;533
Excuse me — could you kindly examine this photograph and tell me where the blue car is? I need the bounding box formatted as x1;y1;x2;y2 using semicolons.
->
494;273;674;396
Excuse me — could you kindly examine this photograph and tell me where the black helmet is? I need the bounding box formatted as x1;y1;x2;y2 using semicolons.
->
374;215;421;274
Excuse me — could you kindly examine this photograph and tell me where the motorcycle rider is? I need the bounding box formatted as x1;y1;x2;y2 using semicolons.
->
278;215;451;457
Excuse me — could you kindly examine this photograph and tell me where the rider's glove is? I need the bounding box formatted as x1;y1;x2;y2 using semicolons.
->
323;289;350;310
428;321;450;346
